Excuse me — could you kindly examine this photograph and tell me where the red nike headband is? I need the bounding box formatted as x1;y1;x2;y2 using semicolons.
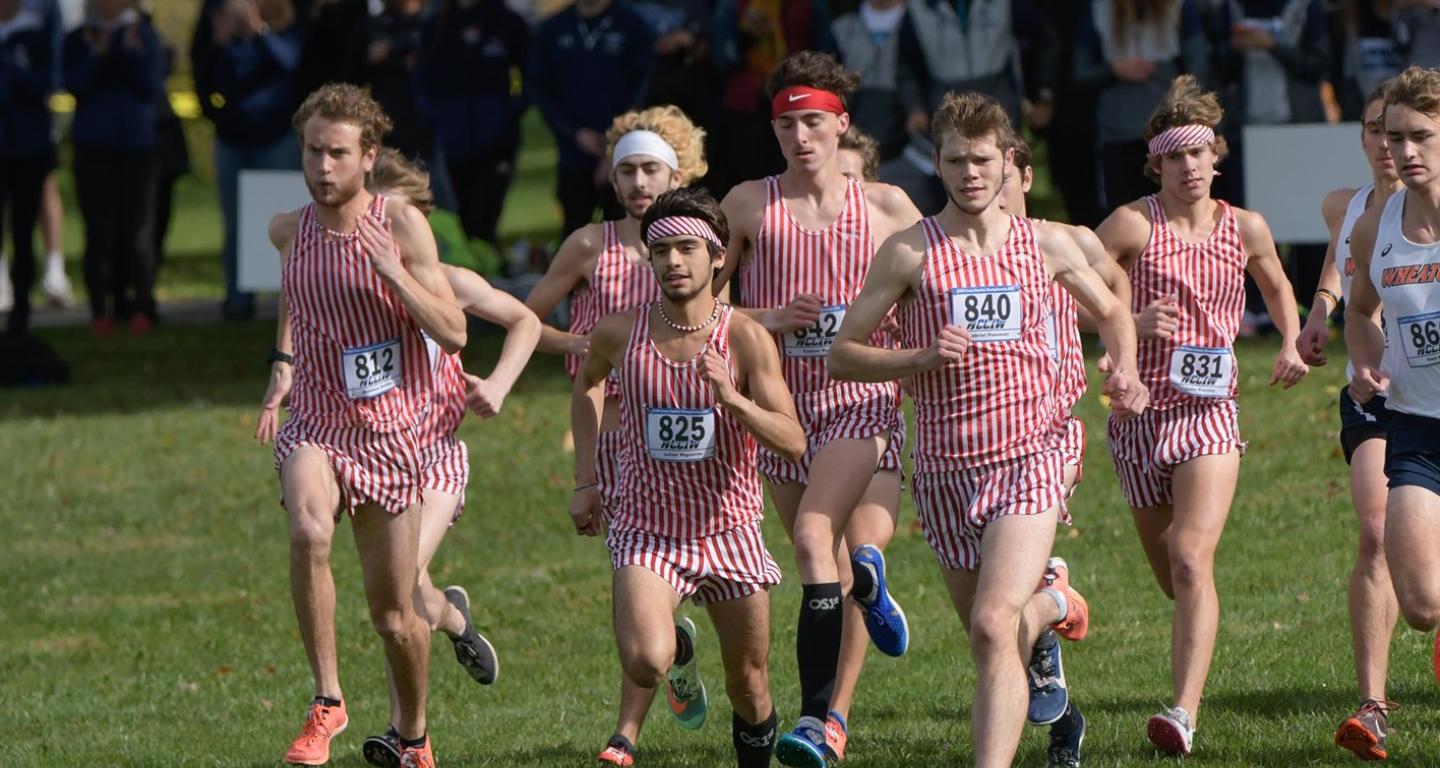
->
771;86;846;118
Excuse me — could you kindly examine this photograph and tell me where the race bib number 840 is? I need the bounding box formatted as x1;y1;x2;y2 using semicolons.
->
645;407;717;462
1169;345;1234;398
949;286;1023;342
783;304;846;358
1398;311;1440;368
343;338;403;399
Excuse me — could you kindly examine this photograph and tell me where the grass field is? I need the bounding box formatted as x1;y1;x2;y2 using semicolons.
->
6;326;1440;767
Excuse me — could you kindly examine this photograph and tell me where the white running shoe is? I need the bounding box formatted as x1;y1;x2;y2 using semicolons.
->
42;254;75;307
1147;705;1194;756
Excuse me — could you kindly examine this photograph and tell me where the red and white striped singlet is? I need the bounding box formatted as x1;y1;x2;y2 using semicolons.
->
739;175;902;406
423;336;467;439
612;303;765;539
901;215;1059;473
284;195;433;432
566;221;663;381
1049;277;1087;413
1132;196;1247;409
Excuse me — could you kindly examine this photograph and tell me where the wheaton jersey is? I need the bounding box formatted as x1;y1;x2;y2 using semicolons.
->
1371;190;1440;418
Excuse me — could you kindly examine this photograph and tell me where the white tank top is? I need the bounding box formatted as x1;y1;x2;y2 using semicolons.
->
1338;184;1374;382
1372;189;1440;418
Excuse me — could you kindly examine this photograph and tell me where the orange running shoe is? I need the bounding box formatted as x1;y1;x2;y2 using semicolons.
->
1335;698;1396;761
825;710;848;761
399;736;436;768
596;734;636;766
284;698;349;766
1041;558;1089;642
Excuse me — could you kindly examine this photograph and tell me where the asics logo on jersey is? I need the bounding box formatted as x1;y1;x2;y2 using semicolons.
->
787;93;811;103
737;730;776;748
1380;243;1393;258
808;596;842;611
1381;263;1440;287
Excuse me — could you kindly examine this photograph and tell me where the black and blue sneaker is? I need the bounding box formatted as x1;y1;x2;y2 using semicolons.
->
1047;704;1086;768
850;544;909;657
1027;629;1068;726
775;715;828;768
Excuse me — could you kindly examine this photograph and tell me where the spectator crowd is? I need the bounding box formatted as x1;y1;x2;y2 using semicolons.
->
3;0;1440;336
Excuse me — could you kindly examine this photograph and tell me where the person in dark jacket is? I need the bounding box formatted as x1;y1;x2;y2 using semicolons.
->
152;36;190;275
419;0;529;246
630;0;712;120
831;0;909;160
64;0;165;335
0;0;55;335
529;0;654;239
192;0;302;319
295;0;368;94
353;0;433;163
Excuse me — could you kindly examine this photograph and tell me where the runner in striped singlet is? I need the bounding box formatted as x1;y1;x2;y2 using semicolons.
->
523;106;708;768
995;135;1133;767
570;188;805;768
829;91;1140;766
1094;75;1308;756
830;91;1147;768
1347;65;1440;764
1292;84;1406;761
717;52;922;766
253;85;467;768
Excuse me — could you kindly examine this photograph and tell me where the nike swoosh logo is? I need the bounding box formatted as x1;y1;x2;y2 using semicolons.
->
788;93;811;102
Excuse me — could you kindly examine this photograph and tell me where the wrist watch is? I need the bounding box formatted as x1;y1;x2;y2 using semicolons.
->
268;348;294;365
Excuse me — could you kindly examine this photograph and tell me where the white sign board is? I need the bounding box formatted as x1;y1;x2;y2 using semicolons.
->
238;170;311;292
1243;123;1369;245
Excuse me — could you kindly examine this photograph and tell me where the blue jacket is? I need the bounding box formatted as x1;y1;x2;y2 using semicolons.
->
528;1;654;170
62;15;165;151
417;0;530;162
0;9;55;156
191;0;302;147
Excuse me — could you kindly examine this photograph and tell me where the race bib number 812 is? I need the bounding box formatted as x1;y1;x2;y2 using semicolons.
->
343;338;403;399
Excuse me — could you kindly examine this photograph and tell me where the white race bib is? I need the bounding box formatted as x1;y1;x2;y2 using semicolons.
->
1397;310;1440;368
342;338;403;399
1169;345;1234;398
645;407;718;462
783;304;846;357
949;286;1023;342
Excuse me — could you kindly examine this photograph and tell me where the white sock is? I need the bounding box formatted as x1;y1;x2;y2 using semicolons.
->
1041;587;1067;623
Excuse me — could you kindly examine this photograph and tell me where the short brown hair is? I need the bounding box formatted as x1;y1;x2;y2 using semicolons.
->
1008;133;1032;175
1142;74;1228;181
765;51;859;101
606;105;709;183
369;148;435;216
292;83;393;152
838;127;880;182
930;90;1014;148
1386;66;1440;117
641;187;729;257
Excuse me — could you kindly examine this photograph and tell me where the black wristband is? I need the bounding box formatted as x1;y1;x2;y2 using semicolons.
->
268;348;294;365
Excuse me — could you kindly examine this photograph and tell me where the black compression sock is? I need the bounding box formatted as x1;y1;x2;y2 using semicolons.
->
851;557;878;604
797;582;844;719
313;696;342;708
674;623;695;666
400;732;427;749
733;709;778;768
606;733;636;755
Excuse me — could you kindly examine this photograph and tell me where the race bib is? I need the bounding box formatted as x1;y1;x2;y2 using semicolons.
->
1398;310;1440;368
1044;306;1060;364
645;407;717;462
949;286;1023;342
342;338;403;399
1169;345;1234;398
783;304;846;357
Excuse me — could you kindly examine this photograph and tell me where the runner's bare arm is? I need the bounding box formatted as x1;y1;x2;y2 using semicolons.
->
1297;188;1356;365
1238;208;1309;387
257;210;301;443
715;313;805;462
526;224;603;356
1067;224;1132;333
828;226;939;382
865;181;924;242
716;180;815;331
371;202;467;353
445;265;542;396
1344;208;1387;375
1094;201;1151;273
568;311;630;535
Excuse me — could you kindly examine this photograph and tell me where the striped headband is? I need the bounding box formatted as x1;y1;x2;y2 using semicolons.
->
1148;124;1216;156
644;216;723;249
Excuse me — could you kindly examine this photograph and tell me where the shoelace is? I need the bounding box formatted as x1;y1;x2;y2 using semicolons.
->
297;708;336;744
1028;647;1060;689
670;676;698;701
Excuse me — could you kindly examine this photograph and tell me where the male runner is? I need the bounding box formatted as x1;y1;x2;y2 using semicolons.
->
1095;74;1309;755
1346;63;1440;761
829;90;1148;768
570;187;805;768
1294;83;1407;761
523;105;708;766
262;84;467;768
718;51;922;766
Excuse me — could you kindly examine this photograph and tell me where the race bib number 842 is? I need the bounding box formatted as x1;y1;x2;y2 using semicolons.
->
949;286;1023;342
1398;311;1440;368
645;407;718;462
783;304;846;358
343;338;403;399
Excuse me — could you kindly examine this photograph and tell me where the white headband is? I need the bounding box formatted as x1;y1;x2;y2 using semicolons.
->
612;130;679;171
1148;124;1216;156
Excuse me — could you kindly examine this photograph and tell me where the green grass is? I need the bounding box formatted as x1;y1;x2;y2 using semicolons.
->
5;328;1440;766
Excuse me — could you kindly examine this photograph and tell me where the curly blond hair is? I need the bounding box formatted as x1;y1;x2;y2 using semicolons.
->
292;83;393;152
369;148;435;216
605;105;708;184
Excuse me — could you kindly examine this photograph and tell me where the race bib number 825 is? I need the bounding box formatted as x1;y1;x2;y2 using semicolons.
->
645;407;717;462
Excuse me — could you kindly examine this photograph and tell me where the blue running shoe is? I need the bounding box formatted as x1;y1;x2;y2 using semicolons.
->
775;716;828;768
850;544;909;657
1027;629;1068;726
1047;705;1086;768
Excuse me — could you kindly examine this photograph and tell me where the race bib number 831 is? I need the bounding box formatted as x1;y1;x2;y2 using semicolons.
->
949;286;1023;342
1169;345;1234;398
645;407;717;462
